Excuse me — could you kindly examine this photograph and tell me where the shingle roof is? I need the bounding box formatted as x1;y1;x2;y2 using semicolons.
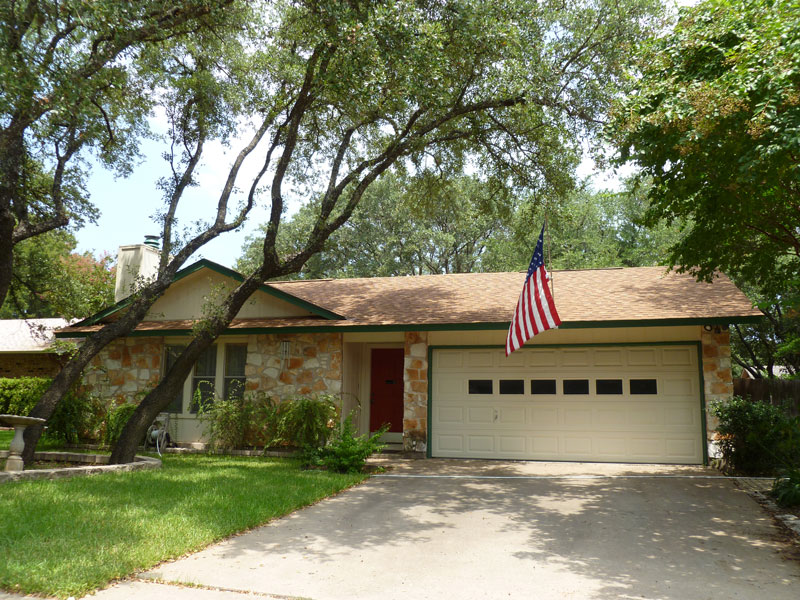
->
60;266;761;335
0;318;72;351
268;267;760;325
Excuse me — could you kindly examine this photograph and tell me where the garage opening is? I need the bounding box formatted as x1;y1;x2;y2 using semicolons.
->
430;345;703;464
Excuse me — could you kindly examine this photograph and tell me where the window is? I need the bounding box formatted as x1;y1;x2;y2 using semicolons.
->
531;379;557;395
163;345;185;413
596;379;623;395
630;379;658;395
499;379;524;394
191;346;217;413
163;341;250;415
468;380;493;394
224;344;247;400
563;379;589;395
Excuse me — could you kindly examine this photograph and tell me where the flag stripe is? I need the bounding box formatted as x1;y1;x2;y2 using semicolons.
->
505;224;561;356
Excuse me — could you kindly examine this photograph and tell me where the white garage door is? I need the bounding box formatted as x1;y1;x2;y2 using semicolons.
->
431;345;703;464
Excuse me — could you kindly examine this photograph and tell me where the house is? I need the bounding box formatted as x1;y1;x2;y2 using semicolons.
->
0;318;72;378
58;243;762;464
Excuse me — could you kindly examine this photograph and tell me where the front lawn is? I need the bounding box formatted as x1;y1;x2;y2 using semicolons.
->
0;453;367;598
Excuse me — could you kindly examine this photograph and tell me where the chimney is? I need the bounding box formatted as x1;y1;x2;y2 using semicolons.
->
114;236;162;302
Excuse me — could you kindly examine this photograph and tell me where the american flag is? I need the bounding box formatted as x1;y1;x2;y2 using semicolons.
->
505;224;561;356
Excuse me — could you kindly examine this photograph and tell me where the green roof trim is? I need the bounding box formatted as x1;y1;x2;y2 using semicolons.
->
72;259;345;327
57;315;762;338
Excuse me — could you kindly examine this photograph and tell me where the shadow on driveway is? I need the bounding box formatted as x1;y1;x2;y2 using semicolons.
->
137;460;799;600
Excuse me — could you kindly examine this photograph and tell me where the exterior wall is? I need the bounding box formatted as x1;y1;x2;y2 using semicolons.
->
403;331;428;452
85;338;165;405
0;353;65;378
146;270;313;321
245;333;342;398
701;327;733;440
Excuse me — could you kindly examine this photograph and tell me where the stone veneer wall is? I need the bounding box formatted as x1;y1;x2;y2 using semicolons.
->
85;333;343;415
701;328;733;439
85;338;164;404
245;333;342;398
403;331;428;452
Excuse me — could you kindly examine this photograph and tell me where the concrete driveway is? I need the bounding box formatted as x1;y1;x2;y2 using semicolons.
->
90;459;799;600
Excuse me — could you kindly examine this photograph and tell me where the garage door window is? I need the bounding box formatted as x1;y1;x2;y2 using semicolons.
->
596;379;623;395
468;380;493;394
499;380;525;394
563;379;589;394
531;379;557;394
630;379;658;394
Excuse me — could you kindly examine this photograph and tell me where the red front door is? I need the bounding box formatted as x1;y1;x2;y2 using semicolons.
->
369;348;404;433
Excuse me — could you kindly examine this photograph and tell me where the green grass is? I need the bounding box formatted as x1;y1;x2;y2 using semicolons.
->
0;429;66;451
0;453;367;598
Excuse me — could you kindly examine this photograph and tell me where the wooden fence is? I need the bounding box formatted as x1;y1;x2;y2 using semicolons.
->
733;378;800;417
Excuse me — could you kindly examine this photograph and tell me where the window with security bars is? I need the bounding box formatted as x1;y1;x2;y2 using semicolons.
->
191;345;217;413
224;344;247;401
163;345;186;413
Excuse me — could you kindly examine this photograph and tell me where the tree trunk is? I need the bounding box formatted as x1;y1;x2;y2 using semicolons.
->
0;206;14;310
109;273;266;463
20;276;175;463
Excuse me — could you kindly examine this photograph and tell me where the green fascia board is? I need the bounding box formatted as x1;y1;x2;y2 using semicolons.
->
71;259;345;327
57;315;763;338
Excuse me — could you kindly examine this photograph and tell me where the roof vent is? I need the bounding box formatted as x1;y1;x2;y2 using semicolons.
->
144;235;160;249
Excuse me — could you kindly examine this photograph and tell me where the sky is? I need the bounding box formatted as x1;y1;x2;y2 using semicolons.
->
74;130;630;269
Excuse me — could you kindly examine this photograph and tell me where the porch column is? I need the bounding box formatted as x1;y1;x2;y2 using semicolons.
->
701;327;733;441
403;331;428;453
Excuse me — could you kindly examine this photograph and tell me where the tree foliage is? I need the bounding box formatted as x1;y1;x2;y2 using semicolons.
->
609;0;800;295
0;0;236;309
0;230;114;320
239;175;681;279
487;180;682;273
237;174;515;278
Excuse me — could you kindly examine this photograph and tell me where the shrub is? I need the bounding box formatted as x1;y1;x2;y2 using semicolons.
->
0;377;51;415
276;394;339;450
104;403;138;445
318;415;387;474
712;396;791;475
198;392;280;451
772;468;800;508
46;387;106;444
0;377;104;444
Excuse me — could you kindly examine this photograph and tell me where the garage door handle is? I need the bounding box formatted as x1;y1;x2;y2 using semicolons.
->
493;409;498;422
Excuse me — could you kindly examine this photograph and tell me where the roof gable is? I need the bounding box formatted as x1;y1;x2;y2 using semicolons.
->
75;260;343;326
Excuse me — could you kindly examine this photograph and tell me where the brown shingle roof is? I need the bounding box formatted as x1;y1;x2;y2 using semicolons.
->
269;267;760;325
60;266;761;335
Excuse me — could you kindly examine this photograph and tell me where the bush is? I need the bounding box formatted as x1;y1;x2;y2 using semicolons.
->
772;468;800;508
0;377;51;415
48;387;107;444
317;415;387;474
276;394;339;450
104;403;138;445
712;396;793;475
198;392;280;451
0;377;104;444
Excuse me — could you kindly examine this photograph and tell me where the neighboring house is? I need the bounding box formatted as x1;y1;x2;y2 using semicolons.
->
58;243;762;465
0;318;72;378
